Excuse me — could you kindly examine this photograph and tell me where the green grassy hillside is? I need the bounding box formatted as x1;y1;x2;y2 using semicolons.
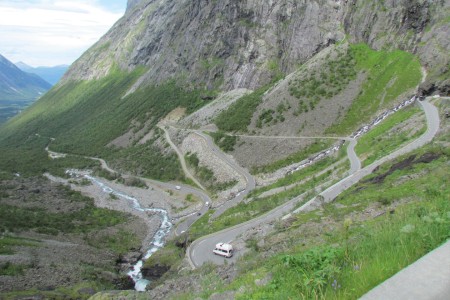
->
327;44;422;134
0;68;213;180
215;44;422;136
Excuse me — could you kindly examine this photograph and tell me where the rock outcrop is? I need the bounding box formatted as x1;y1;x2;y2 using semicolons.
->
63;0;449;94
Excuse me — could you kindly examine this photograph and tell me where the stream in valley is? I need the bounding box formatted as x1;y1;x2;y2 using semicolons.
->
67;170;172;292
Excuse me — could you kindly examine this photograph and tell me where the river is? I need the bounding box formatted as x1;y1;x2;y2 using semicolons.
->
66;170;172;292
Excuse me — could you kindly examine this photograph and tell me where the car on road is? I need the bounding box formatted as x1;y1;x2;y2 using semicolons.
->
213;243;233;258
175;185;181;190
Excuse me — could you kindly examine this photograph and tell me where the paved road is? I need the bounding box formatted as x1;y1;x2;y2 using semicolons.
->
361;240;450;300
193;131;257;219
170;130;347;233
293;98;439;213
347;138;361;174
166;126;348;219
187;99;440;268
231;134;351;141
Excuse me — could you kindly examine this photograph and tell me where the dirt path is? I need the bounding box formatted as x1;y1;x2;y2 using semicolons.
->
158;123;206;191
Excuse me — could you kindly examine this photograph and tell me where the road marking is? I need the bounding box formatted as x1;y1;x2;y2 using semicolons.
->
198;240;206;246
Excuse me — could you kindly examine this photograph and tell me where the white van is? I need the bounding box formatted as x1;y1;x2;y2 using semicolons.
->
213;243;233;258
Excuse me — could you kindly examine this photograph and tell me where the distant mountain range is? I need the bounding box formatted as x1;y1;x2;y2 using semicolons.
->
0;54;52;123
0;0;449;298
0;54;51;102
16;62;69;85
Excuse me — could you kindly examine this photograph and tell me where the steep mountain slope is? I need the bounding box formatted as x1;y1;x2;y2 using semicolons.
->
63;0;449;93
16;62;69;85
0;0;449;298
0;54;51;102
0;0;447;178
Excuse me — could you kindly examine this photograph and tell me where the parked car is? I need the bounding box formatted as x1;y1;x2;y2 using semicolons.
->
213;243;233;258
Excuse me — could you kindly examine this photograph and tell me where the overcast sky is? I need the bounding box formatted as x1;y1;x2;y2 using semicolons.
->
0;0;127;67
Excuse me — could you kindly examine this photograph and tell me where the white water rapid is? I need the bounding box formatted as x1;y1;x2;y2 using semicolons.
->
66;170;172;292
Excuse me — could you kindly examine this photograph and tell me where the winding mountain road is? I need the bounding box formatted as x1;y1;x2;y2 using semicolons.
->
172;130;344;232
187;98;439;268
193;131;256;219
45;96;439;272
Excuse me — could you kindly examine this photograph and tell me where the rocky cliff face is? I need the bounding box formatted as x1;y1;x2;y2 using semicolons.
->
63;0;449;93
126;0;142;12
344;0;449;94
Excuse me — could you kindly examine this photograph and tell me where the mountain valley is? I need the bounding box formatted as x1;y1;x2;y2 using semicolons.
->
0;0;448;299
0;55;51;124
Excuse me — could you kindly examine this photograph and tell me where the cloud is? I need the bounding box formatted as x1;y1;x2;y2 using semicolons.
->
0;0;125;67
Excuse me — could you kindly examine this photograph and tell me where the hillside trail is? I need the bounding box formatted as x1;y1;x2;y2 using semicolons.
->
157;123;207;191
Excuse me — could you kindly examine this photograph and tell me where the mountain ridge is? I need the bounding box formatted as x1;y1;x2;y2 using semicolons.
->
0;54;51;102
63;0;449;94
16;62;69;85
0;0;449;298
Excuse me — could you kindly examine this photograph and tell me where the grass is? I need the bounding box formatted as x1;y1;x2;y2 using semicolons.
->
262;147;448;299
243;191;448;300
0;68;214;181
215;86;266;132
143;239;184;273
327;43;422;135
209;131;237;152
249;156;337;198
86;228;141;255
189;170;331;240
215;79;281;132
141;235;189;289
0;183;128;236
355;105;426;166
251;139;335;174
0;262;27;276
0;281;114;300
328;205;448;298
181;144;449;299
0;235;40;255
288;47;357;116
188;210;214;237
